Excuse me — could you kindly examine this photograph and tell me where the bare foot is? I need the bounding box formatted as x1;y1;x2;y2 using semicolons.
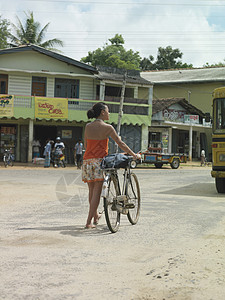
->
84;224;96;229
93;213;102;225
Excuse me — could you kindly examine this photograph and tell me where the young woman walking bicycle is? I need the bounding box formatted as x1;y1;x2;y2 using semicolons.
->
82;102;140;229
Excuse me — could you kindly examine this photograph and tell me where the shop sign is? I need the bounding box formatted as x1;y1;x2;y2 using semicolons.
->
1;126;16;134
62;130;72;139
0;95;14;117
184;115;199;124
163;109;185;122
35;97;68;119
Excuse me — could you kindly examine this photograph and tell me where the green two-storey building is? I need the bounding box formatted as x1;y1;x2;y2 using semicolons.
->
0;45;153;163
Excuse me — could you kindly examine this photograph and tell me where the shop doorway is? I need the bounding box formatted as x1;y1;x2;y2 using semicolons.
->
172;129;189;154
34;125;57;156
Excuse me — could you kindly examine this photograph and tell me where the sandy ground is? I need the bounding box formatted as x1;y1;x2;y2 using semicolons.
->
0;164;225;300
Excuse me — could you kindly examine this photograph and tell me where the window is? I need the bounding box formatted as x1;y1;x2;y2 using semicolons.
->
0;74;8;94
215;98;225;129
55;78;79;98
32;77;46;96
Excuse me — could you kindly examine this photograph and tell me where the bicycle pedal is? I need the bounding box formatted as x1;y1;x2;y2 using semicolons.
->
124;203;135;209
111;203;118;211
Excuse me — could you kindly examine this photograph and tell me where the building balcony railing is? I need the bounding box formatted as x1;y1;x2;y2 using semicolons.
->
13;95;149;114
1;94;152;126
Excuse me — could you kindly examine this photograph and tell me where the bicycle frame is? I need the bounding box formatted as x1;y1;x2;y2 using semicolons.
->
103;163;133;215
102;158;141;233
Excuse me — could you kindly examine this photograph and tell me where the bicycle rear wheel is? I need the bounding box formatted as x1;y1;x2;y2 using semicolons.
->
127;173;141;225
104;174;121;233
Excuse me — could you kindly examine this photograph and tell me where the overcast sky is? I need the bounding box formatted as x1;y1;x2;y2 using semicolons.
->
2;0;225;67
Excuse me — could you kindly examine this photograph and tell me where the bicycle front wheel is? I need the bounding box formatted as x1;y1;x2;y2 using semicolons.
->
127;173;141;225
104;175;121;233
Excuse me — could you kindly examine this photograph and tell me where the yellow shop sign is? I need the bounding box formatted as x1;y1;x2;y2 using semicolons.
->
35;97;68;119
0;95;14;117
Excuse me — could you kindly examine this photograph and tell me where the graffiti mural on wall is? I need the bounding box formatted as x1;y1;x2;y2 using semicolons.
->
163;109;186;122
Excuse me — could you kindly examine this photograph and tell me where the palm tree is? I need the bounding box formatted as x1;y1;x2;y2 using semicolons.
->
10;11;63;51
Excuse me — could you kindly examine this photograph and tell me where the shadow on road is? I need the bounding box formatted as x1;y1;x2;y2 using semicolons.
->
159;183;224;198
18;225;111;237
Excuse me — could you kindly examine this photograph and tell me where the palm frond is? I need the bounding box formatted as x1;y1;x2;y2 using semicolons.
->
37;23;49;44
40;38;64;49
9;11;63;51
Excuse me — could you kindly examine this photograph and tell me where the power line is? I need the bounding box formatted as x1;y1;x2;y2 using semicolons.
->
22;0;225;6
2;9;225;18
45;30;225;35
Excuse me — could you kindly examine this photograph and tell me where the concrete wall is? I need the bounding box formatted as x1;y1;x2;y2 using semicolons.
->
0;51;91;75
152;82;224;115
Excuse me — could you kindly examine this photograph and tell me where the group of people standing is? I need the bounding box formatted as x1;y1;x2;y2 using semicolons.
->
32;136;84;168
41;137;84;168
43;137;65;168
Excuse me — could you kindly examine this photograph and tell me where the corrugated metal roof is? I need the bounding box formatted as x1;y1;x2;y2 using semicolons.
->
152;98;205;117
96;65;153;86
0;45;98;74
141;67;225;84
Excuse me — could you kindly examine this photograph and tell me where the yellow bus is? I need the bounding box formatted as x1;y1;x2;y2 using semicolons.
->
211;87;225;193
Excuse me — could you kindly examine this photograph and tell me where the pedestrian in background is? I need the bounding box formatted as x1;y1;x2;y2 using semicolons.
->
201;149;206;166
32;139;41;158
74;139;83;169
44;140;54;168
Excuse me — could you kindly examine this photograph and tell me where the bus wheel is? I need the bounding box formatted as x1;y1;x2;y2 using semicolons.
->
215;178;225;193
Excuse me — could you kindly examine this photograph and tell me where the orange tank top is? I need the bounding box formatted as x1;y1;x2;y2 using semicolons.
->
83;138;109;160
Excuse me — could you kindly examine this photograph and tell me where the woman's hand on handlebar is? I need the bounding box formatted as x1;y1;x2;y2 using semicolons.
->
121;152;141;160
134;153;141;160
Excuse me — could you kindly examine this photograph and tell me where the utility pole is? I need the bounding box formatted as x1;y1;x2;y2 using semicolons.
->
115;71;126;153
188;91;191;103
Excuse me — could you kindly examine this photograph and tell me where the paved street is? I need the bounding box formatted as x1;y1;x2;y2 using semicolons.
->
0;164;225;299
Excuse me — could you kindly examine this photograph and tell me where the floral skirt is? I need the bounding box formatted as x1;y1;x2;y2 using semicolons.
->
82;158;104;183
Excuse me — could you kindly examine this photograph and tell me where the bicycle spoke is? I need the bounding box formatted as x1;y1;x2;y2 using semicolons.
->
127;173;140;225
104;175;120;233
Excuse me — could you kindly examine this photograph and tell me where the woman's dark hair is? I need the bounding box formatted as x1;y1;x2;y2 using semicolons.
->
87;102;107;119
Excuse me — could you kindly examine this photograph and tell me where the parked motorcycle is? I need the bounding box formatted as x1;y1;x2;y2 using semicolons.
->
52;150;66;168
3;148;14;167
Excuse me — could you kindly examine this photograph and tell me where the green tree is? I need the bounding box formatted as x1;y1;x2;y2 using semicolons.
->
140;55;154;71
140;46;193;70
203;61;225;68
10;11;63;51
0;16;10;49
81;34;141;70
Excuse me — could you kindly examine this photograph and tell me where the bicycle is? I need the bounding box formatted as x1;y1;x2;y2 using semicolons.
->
3;148;14;167
101;156;141;233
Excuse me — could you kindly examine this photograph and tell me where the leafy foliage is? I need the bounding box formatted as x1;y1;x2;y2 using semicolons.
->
81;34;141;70
10;11;63;51
0;16;10;49
140;46;193;70
203;61;225;68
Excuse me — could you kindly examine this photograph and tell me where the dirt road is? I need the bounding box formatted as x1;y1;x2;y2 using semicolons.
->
0;165;225;299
